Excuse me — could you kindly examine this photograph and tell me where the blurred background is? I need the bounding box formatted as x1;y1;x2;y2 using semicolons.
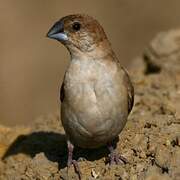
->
1;0;180;126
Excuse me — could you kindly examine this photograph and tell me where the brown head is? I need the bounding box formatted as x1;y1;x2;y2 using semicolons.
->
47;14;112;57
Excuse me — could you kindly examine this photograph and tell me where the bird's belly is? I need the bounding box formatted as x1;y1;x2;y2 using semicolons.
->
61;82;128;148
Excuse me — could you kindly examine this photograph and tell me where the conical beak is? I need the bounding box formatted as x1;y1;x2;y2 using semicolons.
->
47;20;68;42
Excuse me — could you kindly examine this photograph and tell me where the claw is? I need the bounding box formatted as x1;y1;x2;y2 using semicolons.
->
107;142;128;165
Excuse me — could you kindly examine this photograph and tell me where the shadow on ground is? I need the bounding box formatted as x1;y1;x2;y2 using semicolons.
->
2;131;110;169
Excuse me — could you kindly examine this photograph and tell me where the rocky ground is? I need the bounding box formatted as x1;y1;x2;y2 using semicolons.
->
0;29;180;180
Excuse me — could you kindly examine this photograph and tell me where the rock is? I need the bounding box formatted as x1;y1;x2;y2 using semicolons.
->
155;145;171;172
144;29;180;74
145;173;171;180
145;166;171;180
24;153;60;180
150;29;180;56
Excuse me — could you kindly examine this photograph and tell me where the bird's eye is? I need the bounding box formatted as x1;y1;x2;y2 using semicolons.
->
72;22;81;31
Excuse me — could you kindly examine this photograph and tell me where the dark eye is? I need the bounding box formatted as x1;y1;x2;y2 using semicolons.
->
72;22;81;31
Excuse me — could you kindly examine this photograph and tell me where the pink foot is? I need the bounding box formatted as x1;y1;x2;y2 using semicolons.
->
108;143;128;165
67;141;82;179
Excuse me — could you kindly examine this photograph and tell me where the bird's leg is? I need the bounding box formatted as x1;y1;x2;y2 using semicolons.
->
67;141;74;167
107;142;128;165
67;141;82;179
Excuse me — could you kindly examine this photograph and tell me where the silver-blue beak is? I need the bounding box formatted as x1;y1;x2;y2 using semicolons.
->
47;20;68;42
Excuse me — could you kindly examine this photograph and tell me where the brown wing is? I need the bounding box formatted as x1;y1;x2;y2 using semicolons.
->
123;68;134;114
60;81;65;102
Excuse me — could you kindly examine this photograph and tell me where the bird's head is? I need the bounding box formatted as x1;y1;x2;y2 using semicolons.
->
47;14;111;57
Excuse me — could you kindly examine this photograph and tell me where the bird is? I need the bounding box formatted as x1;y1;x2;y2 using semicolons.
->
47;14;134;176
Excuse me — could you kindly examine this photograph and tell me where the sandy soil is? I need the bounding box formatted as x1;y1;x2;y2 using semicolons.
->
0;29;180;179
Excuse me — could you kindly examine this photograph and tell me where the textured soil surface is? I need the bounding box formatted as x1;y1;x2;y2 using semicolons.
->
0;29;180;180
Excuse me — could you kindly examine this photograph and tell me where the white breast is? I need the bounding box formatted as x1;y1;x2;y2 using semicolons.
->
61;57;128;148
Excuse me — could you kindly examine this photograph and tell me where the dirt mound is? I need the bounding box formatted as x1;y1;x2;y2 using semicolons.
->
0;29;180;179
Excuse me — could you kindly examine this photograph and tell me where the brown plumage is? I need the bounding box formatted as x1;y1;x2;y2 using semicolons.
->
47;14;134;176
